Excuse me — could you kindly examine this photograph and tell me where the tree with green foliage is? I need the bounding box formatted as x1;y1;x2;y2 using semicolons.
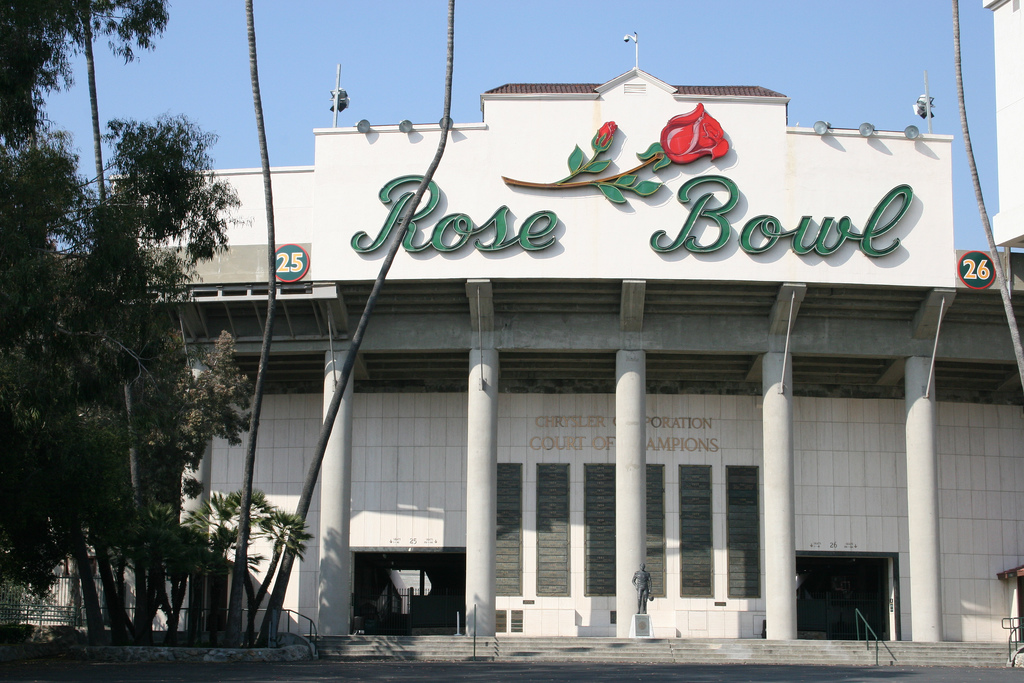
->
0;2;253;646
0;1;77;146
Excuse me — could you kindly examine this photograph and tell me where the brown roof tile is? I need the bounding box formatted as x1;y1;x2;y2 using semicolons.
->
484;83;598;94
484;83;787;98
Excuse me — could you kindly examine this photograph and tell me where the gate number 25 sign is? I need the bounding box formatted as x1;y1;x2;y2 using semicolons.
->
275;244;310;283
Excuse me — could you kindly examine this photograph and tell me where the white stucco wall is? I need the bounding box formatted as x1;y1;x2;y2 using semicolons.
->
209;392;1024;641
210;71;955;288
987;0;1024;245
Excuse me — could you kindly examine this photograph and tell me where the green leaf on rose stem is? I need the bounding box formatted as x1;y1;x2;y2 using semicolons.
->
581;159;611;174
567;145;586;174
631;180;662;196
653;154;672;172
596;183;625;204
613;175;637;188
637;142;664;160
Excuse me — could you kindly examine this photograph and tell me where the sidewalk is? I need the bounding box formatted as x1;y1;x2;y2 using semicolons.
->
1;660;1022;683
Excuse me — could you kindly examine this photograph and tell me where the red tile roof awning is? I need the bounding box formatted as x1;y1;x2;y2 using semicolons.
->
997;564;1024;579
483;83;787;98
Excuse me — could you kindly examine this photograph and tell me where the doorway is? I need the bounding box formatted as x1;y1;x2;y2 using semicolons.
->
796;553;896;640
352;550;465;635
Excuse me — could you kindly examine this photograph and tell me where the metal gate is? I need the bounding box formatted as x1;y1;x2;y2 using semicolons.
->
352;587;464;636
797;592;886;640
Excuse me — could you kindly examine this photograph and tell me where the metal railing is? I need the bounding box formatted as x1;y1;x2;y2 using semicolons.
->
1002;616;1022;664
273;608;318;658
855;608;896;666
173;606;316;650
0;578;81;627
0;577;317;655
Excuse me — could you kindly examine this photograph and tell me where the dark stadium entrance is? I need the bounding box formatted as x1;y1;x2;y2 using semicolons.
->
796;553;898;640
351;550;465;635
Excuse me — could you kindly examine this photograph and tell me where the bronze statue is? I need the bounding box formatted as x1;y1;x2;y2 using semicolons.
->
632;563;652;614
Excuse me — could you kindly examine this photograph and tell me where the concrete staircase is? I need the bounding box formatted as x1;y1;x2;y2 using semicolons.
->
317;635;1009;667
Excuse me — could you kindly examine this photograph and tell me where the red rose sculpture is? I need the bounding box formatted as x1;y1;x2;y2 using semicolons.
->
660;104;729;164
592;121;617;153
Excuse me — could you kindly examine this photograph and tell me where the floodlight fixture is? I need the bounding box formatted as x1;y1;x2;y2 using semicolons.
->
399;120;414;133
812;121;831;135
356;119;371;134
330;64;348;127
904;125;920;140
330;88;349;113
858;122;875;137
439;116;453;129
914;95;935;119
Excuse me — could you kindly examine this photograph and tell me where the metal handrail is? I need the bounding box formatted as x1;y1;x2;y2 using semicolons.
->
157;605;317;653
1001;616;1022;664
280;608;318;651
854;608;896;666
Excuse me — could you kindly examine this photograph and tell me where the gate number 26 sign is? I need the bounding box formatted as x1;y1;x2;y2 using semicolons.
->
958;251;994;290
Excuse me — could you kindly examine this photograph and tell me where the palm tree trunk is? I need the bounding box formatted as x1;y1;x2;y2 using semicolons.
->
124;381;143;509
95;547;130;644
246;551;280;645
82;17;105;204
952;0;1024;390
225;0;278;648
71;524;106;645
260;0;458;637
133;564;151;645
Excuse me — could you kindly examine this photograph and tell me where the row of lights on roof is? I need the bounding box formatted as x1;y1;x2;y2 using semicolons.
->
353;118;454;134
812;120;922;140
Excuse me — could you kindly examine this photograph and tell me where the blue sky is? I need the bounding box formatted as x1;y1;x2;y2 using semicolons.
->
44;0;1000;249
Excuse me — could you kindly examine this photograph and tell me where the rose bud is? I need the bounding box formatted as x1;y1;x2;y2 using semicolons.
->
660;104;729;164
592;121;618;153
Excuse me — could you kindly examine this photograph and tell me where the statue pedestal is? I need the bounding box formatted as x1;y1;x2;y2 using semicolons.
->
629;613;653;638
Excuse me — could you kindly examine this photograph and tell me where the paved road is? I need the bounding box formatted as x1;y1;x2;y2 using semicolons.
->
1;660;1022;683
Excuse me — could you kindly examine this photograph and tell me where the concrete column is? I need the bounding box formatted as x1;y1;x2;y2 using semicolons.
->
905;356;943;641
615;349;646;636
466;348;498;637
318;351;354;636
182;440;213;516
182;358;213;518
762;351;797;640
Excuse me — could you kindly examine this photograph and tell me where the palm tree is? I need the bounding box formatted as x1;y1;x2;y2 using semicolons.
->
225;0;279;648
952;0;1024;390
260;0;458;636
245;508;311;646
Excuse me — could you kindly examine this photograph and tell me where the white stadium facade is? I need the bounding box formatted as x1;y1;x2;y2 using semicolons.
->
182;1;1024;643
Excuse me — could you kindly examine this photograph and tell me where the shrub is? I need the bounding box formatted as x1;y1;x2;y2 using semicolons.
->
0;623;34;644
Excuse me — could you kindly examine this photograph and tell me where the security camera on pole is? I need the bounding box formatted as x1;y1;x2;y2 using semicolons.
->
623;32;638;70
